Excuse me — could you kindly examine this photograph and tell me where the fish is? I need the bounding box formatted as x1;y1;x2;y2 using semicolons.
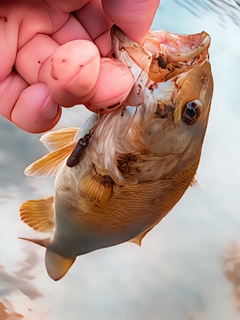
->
19;26;213;281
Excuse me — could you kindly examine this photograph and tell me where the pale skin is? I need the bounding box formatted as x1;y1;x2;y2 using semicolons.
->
0;0;160;133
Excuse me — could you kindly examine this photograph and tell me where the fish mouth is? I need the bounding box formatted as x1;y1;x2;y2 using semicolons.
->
111;25;211;83
146;30;211;82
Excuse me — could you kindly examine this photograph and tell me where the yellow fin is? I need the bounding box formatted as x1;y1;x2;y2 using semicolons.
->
24;145;74;177
190;177;204;190
24;127;79;178
20;197;55;232
129;227;154;246
18;237;50;248
80;168;114;203
45;249;76;281
40;127;79;151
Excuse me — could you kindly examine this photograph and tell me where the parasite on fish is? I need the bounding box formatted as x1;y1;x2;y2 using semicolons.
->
19;25;213;281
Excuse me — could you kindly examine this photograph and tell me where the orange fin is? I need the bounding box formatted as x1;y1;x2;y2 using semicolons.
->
20;197;55;232
80;168;114;203
190;177;204;190
18;237;75;281
24;145;74;177
129;227;154;246
24;127;79;178
40;127;79;151
45;249;76;281
18;237;50;248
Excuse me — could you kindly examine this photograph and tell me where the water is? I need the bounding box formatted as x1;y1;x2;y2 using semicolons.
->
0;0;240;319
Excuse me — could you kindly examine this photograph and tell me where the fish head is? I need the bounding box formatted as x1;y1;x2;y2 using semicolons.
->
111;26;213;176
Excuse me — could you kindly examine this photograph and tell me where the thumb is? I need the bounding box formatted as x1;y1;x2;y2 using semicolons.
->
102;0;160;44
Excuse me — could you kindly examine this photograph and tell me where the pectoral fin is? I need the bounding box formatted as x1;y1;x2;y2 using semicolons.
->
25;127;79;178
79;166;114;203
45;249;76;281
20;197;55;232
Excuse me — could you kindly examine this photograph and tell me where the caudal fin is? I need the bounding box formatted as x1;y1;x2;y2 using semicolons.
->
45;249;76;281
19;237;76;281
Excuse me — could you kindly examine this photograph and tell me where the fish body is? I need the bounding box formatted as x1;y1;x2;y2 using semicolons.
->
20;26;213;280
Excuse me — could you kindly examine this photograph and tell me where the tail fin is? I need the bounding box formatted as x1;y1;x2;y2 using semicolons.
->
45;250;76;281
19;237;75;281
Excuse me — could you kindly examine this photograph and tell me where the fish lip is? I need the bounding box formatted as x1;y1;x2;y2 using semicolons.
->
111;25;211;62
147;31;211;82
148;30;211;62
111;26;211;83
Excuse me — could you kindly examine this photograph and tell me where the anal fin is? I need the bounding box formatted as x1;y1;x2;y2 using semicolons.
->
20;197;55;232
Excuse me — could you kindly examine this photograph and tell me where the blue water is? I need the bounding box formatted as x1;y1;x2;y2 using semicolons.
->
0;0;240;319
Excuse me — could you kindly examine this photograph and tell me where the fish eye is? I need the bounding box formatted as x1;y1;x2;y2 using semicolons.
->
182;100;202;125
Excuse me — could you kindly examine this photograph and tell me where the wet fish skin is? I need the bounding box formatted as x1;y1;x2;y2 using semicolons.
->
19;26;213;280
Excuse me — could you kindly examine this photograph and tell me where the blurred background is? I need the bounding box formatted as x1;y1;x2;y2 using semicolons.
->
0;0;240;319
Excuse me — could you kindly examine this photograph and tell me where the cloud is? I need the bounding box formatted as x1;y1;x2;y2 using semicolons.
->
0;248;42;300
0;301;24;320
222;242;240;313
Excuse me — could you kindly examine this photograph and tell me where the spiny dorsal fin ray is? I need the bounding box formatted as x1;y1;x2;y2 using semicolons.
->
20;197;55;232
24;145;74;178
40;127;79;151
45;249;76;281
79;167;114;203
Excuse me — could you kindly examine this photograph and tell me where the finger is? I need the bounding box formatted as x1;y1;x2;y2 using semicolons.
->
74;0;112;55
49;0;90;12
85;57;134;113
0;71;28;121
51;15;92;45
102;0;160;44
0;11;18;81
11;83;61;133
15;34;59;85
39;39;101;107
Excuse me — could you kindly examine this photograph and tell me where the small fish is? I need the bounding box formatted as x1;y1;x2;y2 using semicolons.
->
19;26;213;280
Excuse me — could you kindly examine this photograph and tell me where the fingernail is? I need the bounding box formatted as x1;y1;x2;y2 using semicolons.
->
40;95;59;119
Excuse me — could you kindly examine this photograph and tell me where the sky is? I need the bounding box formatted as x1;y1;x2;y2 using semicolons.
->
0;0;240;319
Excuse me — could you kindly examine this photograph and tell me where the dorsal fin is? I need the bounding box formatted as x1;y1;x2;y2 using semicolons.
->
79;166;114;203
190;176;204;190
45;249;76;281
20;197;55;232
24;127;79;178
129;227;154;246
40;127;79;151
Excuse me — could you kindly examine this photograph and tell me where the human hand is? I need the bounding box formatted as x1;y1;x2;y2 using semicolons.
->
0;0;160;133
